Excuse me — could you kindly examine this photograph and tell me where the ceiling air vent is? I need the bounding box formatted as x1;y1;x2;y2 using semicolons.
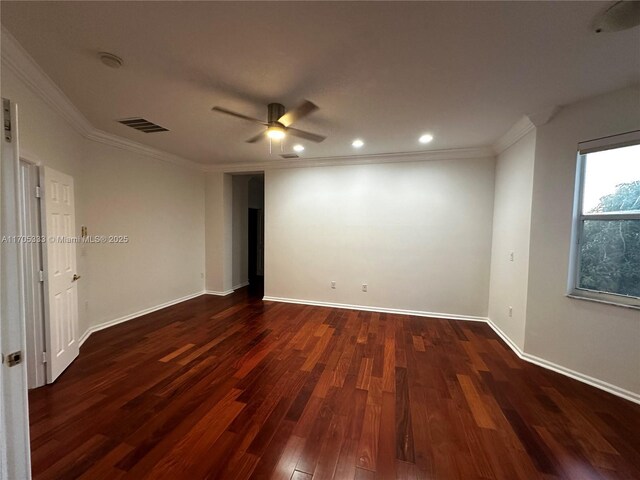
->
117;118;169;133
280;153;299;159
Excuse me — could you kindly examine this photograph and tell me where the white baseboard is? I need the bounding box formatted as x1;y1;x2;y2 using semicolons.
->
78;290;205;347
486;318;640;405
76;291;639;406
262;297;639;405
262;296;488;322
205;289;234;296
485;317;525;356
232;281;250;290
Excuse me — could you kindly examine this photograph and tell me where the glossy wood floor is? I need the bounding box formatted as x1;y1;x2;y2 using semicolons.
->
29;289;640;479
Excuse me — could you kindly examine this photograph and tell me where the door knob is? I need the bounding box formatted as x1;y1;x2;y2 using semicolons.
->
72;274;81;282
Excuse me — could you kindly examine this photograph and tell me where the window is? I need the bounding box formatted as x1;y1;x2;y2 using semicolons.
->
570;131;640;308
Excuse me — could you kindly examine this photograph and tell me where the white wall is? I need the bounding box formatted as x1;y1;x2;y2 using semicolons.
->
2;65;205;338
265;158;495;318
205;171;232;294
525;86;640;395
488;129;536;349
82;141;204;330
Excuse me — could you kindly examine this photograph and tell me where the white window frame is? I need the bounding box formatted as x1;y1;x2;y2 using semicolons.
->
568;130;640;309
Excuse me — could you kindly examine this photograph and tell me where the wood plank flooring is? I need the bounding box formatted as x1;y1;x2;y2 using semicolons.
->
29;290;640;479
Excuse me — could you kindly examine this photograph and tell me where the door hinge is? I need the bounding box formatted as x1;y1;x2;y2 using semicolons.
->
35;185;41;198
42;352;47;364
39;270;44;282
3;98;12;143
6;351;23;367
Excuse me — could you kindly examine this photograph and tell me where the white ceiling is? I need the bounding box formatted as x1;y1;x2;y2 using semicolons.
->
2;1;638;165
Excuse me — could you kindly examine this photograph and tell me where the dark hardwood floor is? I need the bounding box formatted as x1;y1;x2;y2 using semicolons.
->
29;290;640;479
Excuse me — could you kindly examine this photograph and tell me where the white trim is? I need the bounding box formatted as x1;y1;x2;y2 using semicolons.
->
485;317;525;356
0;99;32;479
487;318;524;358
262;296;488;322
578;129;640;155
0;29;91;137
232;281;250;290
569;139;640;306
486;318;640;405
78;291;204;348
57;287;640;406
260;297;640;405
493;116;536;154
566;293;640;310
522;351;640;405
1;28;203;172
85;129;200;171
205;289;234;296
207;146;495;173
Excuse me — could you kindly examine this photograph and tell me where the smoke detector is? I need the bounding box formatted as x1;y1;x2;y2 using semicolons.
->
99;52;123;69
593;1;640;33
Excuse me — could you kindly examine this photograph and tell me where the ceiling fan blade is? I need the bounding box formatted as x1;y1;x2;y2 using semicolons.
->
287;127;326;143
278;100;318;127
246;131;265;143
212;106;266;125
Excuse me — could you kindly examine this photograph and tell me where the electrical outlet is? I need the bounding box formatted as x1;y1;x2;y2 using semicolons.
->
509;251;514;262
331;281;336;289
508;306;513;317
362;283;368;292
200;272;204;279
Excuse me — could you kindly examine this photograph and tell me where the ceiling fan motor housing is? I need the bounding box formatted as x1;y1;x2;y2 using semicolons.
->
268;103;286;125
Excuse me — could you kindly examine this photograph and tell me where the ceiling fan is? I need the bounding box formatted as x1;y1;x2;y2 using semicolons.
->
212;100;326;144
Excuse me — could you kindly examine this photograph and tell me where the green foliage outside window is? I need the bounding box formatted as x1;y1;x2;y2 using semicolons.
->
578;180;640;298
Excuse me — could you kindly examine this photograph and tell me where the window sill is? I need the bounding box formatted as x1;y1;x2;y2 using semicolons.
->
566;293;640;311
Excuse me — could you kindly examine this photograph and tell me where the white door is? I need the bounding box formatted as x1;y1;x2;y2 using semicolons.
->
40;166;79;382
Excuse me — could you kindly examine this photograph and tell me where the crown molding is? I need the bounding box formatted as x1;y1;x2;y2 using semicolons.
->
492;116;536;155
86;129;203;170
204;146;495;173
1;27;203;171
527;105;560;127
492;105;561;155
1;28;92;136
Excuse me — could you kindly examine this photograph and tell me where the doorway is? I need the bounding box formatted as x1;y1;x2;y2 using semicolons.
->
232;174;264;298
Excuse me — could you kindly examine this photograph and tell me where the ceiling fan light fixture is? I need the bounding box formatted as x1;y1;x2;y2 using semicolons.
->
293;144;305;152
267;125;286;140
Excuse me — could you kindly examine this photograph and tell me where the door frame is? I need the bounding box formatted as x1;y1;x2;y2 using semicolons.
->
1;98;32;479
18;156;46;388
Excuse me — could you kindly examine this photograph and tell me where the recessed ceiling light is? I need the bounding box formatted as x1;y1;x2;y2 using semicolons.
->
352;139;364;148
266;125;286;140
293;144;305;152
419;134;434;144
99;52;123;69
